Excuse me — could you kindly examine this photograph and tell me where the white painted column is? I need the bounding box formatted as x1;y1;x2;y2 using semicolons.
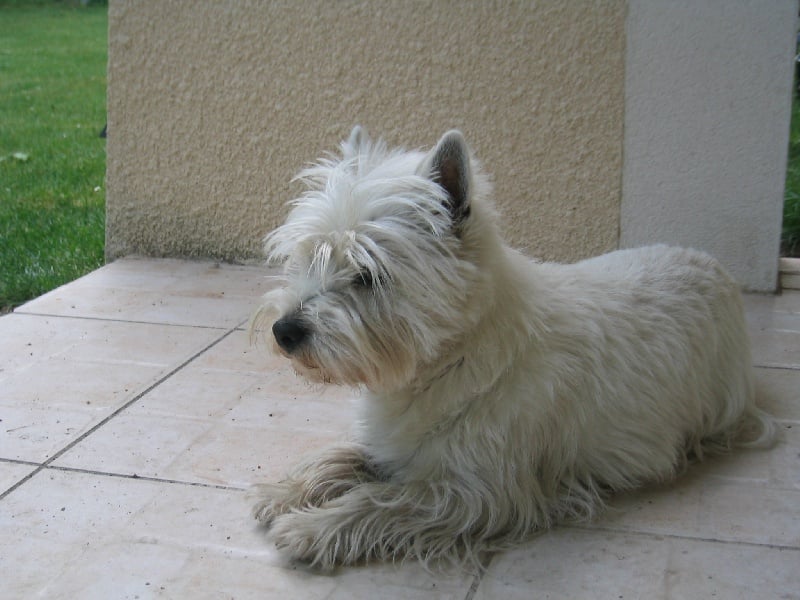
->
621;0;797;291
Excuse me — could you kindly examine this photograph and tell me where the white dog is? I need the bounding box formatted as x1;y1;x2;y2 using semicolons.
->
251;127;775;570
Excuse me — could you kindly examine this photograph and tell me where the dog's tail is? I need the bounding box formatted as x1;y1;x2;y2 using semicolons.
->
734;404;779;450
693;400;778;460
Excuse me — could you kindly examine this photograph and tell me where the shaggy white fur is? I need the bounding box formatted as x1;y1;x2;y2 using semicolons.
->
250;127;776;570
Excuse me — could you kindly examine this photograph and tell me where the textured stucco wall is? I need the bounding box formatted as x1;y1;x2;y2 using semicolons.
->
620;0;797;291
106;0;626;263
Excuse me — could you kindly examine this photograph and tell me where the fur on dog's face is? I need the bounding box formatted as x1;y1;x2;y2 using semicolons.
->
254;127;481;392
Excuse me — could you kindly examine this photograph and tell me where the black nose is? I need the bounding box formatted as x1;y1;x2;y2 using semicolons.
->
272;317;308;353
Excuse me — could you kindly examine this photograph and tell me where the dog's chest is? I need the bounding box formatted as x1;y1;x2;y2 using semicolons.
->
356;386;473;476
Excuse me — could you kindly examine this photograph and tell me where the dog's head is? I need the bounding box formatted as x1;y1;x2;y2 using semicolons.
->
253;127;493;392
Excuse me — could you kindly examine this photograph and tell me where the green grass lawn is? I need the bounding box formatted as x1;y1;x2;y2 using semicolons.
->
783;84;800;258
0;2;107;310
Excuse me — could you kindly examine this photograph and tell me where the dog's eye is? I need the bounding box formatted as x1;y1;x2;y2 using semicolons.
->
353;270;374;288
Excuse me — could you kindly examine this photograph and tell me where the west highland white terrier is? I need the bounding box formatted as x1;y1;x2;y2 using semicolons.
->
250;126;775;570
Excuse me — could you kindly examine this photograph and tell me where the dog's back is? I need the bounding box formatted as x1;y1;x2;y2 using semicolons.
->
530;245;775;486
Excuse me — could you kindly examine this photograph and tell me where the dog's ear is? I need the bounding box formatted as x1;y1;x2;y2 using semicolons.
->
419;130;471;229
342;125;368;158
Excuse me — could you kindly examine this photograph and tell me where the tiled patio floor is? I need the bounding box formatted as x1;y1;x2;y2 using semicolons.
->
2;257;798;599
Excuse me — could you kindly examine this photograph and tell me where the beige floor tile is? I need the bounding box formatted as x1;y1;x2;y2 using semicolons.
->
746;292;800;369
0;312;221;370
774;289;800;312
52;411;346;487
0;314;224;463
0;461;36;495
2;263;798;599
51;413;212;479
53;329;358;486
750;329;800;369
1;469;473;600
743;290;800;318
170;553;472;600
755;366;800;421
51;380;356;485
166;423;347;487
2;404;108;463
747;308;800;334
477;528;800;600
589;463;800;548
689;424;799;490
190;328;284;373
117;367;267;422
16;258;277;328
0;468;238;599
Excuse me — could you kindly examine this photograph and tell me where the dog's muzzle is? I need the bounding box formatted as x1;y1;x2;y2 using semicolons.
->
272;316;309;354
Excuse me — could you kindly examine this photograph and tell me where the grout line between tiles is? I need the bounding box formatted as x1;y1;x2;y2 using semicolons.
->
0;458;41;467
0;325;240;502
10;309;233;331
753;363;800;371
463;553;494;600
42;463;246;492
565;523;800;553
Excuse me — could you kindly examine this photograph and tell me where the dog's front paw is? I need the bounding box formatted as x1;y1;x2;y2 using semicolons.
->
249;481;301;526
269;510;347;570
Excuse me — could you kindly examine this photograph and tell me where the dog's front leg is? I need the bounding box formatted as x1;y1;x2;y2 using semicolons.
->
251;444;379;526
268;479;478;569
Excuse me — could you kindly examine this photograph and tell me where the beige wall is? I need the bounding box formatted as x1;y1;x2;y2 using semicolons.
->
107;0;796;291
106;0;626;264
